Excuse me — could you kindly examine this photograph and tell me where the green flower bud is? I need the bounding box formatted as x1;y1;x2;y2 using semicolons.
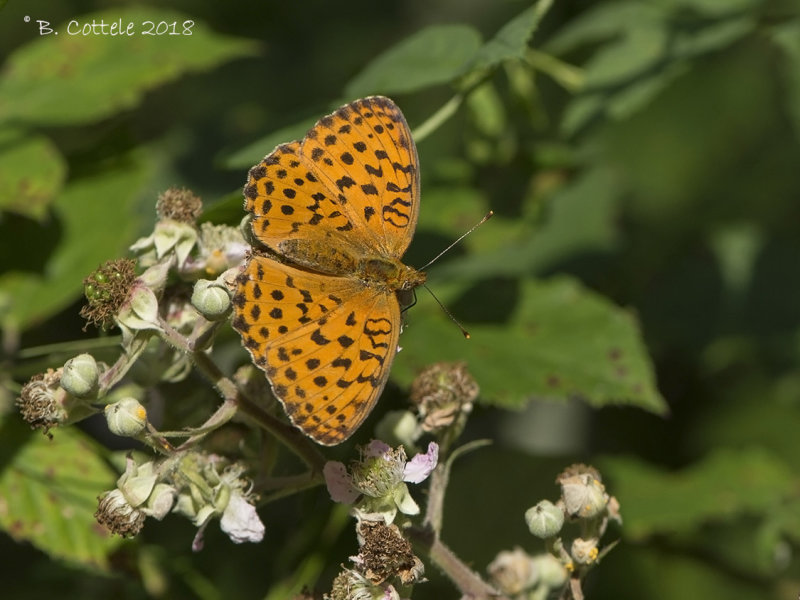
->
531;554;568;588
61;353;100;398
525;499;564;539
117;459;158;507
105;397;147;437
191;279;231;320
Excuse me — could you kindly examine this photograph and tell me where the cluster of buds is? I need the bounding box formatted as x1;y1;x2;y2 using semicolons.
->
487;464;621;599
130;187;247;279
94;452;264;549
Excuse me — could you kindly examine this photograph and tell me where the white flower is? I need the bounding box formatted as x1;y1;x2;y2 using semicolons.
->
220;492;265;544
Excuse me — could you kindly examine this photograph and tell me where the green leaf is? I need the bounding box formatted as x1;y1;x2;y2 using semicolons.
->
344;25;482;98
0;127;66;220
0;155;150;329
0;418;120;568
547;2;757;135
772;21;800;141
600;448;796;541
428;167;621;282
466;0;553;72
221;115;318;170
0;7;258;126
394;276;666;414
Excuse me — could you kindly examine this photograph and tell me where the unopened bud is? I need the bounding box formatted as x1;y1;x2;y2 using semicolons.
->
145;483;177;520
525;499;564;538
105;397;147;437
61;354;100;398
561;473;608;519
191;279;231;320
531;554;568;588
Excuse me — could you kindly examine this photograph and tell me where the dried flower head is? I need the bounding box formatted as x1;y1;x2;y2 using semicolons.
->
79;258;137;330
95;489;146;538
16;369;65;435
357;521;421;585
409;362;478;432
156;187;203;223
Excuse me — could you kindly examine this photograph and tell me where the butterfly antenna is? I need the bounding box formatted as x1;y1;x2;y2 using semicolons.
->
419;211;494;271
422;284;471;339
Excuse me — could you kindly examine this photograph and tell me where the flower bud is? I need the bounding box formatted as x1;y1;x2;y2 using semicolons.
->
525;499;564;538
560;473;608;519
105;397;147;437
487;547;536;595
145;483;177;520
571;537;599;566
117;458;158;507
531;554;568;588
61;353;100;398
191;279;231;320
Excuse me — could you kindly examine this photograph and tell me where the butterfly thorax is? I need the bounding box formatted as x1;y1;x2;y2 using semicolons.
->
276;238;425;292
359;257;426;291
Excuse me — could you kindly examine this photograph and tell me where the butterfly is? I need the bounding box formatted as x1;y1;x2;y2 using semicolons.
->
232;96;425;446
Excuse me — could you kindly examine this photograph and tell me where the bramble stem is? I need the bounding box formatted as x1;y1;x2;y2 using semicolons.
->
412;94;463;143
408;528;505;600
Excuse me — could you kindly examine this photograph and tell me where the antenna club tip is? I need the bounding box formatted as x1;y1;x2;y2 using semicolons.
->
463;331;471;339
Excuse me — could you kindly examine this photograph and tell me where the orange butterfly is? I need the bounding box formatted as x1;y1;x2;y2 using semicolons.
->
232;96;425;445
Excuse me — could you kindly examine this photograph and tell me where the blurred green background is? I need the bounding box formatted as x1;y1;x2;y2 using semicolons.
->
2;0;800;598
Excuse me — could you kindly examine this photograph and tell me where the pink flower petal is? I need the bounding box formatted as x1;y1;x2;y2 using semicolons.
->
403;442;438;483
323;461;360;503
365;439;391;458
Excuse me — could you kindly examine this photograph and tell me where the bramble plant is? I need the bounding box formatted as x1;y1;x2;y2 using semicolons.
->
15;188;621;599
8;0;798;598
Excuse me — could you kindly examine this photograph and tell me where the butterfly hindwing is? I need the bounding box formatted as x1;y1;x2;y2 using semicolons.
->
232;256;401;445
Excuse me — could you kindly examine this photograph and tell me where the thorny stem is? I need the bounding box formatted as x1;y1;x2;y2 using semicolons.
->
424;460;449;534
